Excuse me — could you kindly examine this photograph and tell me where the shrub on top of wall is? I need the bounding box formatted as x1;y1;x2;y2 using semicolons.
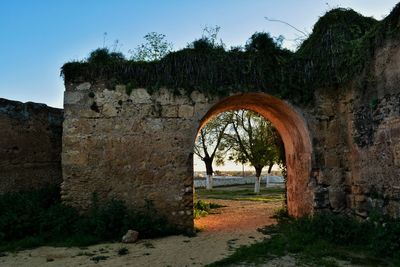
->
61;5;400;104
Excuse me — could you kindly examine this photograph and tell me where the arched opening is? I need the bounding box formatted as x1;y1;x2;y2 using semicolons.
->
194;92;313;218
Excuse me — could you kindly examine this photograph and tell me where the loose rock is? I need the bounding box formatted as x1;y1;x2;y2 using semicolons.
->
122;230;139;243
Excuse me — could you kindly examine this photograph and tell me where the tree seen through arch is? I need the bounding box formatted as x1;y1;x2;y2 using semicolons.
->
194;109;284;193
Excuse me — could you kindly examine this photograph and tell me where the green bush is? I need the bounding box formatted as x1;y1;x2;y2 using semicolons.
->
0;187;180;252
0;186;63;241
87;48;125;65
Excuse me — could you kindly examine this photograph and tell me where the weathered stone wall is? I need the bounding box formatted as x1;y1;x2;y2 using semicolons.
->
0;99;63;194
62;82;315;229
347;39;400;217
62;38;400;229
62;85;214;229
306;38;400;218
306;88;356;213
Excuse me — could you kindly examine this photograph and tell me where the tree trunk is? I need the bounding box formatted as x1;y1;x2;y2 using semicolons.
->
254;166;263;194
254;176;261;193
266;164;273;188
204;157;213;190
206;174;213;190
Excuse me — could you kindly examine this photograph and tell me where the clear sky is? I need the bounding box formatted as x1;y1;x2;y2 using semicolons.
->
0;0;399;108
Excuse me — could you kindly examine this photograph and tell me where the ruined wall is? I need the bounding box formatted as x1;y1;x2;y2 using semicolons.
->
62;39;400;229
347;39;400;217
62;79;318;229
0;99;63;194
305;38;400;218
306;87;356;214
62;85;212;229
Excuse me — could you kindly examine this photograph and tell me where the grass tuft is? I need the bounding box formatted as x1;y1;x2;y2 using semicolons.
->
193;200;225;219
117;247;129;256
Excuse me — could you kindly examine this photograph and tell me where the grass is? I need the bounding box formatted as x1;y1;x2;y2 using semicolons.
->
207;212;400;267
196;185;285;202
193;200;225;219
0;186;181;252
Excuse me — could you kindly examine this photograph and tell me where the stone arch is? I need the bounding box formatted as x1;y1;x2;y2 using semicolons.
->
195;92;313;217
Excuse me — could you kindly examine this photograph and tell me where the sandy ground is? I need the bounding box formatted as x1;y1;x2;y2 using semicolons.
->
0;199;281;267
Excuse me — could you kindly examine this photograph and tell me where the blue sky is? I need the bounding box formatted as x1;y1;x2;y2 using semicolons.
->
0;0;399;108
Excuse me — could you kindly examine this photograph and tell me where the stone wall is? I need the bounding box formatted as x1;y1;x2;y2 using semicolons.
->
62;85;212;229
307;38;400;218
62;83;314;230
0;98;63;194
347;39;400;217
62;38;400;229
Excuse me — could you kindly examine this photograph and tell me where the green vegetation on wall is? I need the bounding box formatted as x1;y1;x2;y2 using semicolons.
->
61;5;400;104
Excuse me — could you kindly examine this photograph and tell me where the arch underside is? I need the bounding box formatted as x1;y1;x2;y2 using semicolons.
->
198;92;313;217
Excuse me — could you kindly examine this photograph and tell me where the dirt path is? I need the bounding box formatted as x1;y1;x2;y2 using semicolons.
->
0;199;281;267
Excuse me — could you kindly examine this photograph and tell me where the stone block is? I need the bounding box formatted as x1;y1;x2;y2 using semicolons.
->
324;132;341;148
328;187;346;210
178;105;194;119
344;171;352;185
62;150;83;165
318;102;335;117
64;91;86;105
152;88;171;105
393;142;400;166
194;103;213;120
129;89;152;104
96;89;122;106
102;103;118;117
161;105;178;118
76;82;91;91
115;85;126;94
190;90;207;103
313;187;329;208
354;194;366;203
315;170;329;185
142;118;163;132
324;153;340;168
346;194;355;209
351;185;363;194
